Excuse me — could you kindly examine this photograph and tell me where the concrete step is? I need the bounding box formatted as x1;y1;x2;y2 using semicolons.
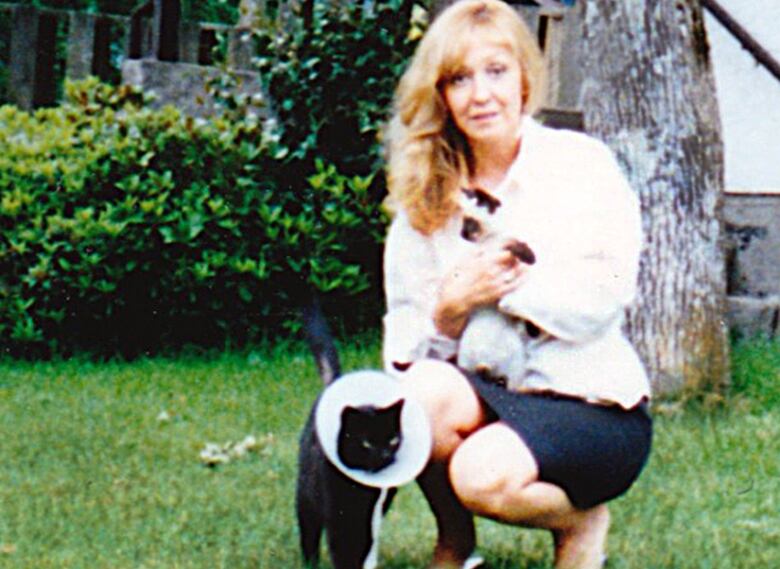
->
727;295;780;339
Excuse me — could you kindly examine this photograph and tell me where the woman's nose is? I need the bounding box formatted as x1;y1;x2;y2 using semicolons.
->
471;73;491;102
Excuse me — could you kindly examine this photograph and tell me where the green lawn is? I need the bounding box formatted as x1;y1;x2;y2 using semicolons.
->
0;338;778;568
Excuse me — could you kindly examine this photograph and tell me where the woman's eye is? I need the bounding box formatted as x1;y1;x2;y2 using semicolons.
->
448;73;470;86
487;65;507;77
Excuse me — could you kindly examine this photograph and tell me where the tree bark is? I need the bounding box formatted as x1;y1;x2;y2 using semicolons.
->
575;0;729;395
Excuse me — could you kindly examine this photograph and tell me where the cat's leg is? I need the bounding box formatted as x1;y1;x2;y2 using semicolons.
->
296;413;326;567
381;488;397;514
296;457;324;567
325;465;383;569
459;310;513;373
297;496;324;567
418;461;477;568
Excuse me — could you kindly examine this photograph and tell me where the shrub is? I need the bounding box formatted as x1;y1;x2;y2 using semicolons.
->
0;1;430;356
251;0;423;176
0;79;386;357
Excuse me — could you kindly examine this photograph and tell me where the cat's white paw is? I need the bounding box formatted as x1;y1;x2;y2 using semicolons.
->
462;553;485;569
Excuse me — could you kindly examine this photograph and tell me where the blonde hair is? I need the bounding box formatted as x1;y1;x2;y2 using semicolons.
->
384;0;547;235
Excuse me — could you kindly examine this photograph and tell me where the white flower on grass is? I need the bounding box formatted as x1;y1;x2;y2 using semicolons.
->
230;435;259;458
0;543;17;555
199;434;272;467
200;443;231;467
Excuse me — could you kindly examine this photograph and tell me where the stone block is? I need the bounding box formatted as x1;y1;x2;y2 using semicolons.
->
179;21;201;64
228;28;254;70
121;58;267;119
67;12;96;81
726;295;779;339
8;6;38;110
724;191;780;297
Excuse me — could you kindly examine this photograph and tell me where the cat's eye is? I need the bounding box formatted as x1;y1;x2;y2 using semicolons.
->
389;436;400;446
362;441;373;449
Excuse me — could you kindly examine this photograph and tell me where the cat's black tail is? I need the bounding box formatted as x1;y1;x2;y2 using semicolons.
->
302;292;341;385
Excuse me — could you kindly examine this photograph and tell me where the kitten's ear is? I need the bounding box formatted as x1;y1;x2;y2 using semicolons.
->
461;187;477;201
475;189;501;214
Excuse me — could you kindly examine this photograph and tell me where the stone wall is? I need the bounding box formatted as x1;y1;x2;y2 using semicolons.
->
725;190;780;338
121;58;267;119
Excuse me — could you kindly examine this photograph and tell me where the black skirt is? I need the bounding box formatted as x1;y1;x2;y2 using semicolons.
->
467;373;653;510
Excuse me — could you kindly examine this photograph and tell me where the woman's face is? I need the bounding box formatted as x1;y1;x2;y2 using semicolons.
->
442;40;523;150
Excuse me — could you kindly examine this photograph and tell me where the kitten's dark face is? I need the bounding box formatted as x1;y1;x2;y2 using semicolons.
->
461;187;502;242
336;399;405;473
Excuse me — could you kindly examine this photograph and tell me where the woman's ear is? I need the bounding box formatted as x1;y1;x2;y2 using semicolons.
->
520;63;531;108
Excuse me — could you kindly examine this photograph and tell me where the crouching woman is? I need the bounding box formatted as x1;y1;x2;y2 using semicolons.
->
381;1;652;568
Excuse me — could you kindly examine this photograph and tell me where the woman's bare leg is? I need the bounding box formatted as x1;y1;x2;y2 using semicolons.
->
449;423;609;569
400;360;488;568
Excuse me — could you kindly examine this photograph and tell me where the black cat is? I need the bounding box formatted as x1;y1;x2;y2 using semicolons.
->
337;400;405;473
296;295;400;569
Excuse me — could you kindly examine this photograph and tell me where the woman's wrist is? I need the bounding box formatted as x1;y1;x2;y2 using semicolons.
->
433;288;470;339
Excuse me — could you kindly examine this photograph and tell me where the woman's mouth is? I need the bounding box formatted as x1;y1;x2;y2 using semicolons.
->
471;112;498;123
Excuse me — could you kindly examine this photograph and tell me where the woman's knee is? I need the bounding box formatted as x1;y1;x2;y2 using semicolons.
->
449;423;538;517
400;359;485;459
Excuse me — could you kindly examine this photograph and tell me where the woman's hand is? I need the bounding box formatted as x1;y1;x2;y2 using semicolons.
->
433;238;529;339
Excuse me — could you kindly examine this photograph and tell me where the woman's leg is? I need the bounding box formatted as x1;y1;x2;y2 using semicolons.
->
449;423;609;569
401;360;488;568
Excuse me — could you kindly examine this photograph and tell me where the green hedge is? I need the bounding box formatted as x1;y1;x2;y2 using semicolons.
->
0;80;387;357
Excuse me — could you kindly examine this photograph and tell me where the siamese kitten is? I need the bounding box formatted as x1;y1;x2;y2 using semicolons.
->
296;295;399;569
458;188;539;386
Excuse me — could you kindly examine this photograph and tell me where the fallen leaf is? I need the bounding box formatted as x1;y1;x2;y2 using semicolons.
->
1;544;17;555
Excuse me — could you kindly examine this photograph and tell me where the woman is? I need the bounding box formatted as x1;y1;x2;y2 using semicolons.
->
382;1;653;568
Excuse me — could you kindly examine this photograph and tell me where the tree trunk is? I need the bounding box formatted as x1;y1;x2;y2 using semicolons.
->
575;0;729;395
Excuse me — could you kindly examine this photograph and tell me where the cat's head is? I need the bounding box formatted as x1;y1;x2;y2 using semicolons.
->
459;187;536;264
460;187;502;242
336;399;405;473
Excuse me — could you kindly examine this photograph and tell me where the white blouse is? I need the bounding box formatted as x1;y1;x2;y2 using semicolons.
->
382;118;651;409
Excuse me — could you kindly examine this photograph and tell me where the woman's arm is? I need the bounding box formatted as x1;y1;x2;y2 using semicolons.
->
498;140;642;343
434;238;529;339
383;213;457;371
383;214;528;371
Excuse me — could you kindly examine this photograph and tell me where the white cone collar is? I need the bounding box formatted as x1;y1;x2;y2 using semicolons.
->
315;370;432;488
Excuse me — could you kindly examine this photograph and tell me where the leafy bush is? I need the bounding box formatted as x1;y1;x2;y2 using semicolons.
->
0;1;239;20
252;0;423;176
0;1;430;356
0;79;386;357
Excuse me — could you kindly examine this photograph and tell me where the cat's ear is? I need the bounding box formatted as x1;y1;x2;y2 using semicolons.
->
461;187;477;201
340;405;361;422
472;188;502;214
387;398;405;416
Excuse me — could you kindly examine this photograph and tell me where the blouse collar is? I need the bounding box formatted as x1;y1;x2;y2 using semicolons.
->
491;115;537;198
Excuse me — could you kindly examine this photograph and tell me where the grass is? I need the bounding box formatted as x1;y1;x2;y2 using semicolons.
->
0;337;778;568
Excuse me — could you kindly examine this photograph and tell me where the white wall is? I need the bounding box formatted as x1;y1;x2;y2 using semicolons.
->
705;0;780;190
